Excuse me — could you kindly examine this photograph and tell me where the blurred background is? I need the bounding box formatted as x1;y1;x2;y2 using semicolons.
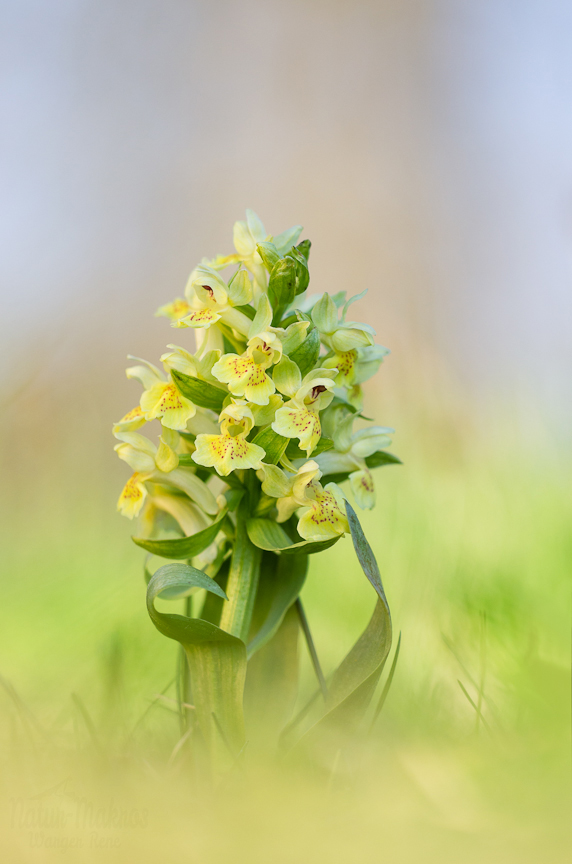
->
0;1;571;861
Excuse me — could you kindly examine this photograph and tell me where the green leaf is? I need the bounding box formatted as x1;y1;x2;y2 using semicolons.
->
343;499;389;610
295;239;311;261
289;326;320;376
224;487;244;512
146;563;246;764
200;560;229;627
251;426;289;465
288;502;392;749
219;511;262;641
233;303;256;321
176;453;196;468
285;436;334;459
244;604;300;737
366;450;402;469
320;451;402;485
268;258;297;316
256;242;281;272
285;246;310;294
246;518;342;555
247;553;308;658
171;369;226;412
132;510;227;559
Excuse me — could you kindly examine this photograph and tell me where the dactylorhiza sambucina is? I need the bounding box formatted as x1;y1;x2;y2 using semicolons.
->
113;211;399;766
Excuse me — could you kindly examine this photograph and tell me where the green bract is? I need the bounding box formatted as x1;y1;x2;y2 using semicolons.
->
113;210;400;770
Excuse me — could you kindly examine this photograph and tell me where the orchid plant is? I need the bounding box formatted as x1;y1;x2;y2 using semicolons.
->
114;211;400;769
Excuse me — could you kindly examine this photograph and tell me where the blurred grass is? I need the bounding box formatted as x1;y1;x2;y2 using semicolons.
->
0;359;570;862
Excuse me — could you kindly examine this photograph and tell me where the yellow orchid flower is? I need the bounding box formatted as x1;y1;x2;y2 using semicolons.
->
177;266;253;336
112;405;147;434
297;481;349;542
259;461;348;541
211;296;282;405
125;355;196;431
140;381;195;431
117;472;151;519
271;369;336;456
260;460;321;522
322;344;390;387
155;297;192;322
114;428;181;519
192;400;266;477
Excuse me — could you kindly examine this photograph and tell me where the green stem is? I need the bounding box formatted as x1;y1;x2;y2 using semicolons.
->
219;513;261;641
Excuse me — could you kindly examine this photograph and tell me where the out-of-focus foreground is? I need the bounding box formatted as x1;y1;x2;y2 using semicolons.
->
0;346;570;862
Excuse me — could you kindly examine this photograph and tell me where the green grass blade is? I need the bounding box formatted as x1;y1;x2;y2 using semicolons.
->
369;631;401;731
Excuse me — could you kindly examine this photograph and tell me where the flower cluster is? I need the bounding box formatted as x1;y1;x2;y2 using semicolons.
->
113;210;393;551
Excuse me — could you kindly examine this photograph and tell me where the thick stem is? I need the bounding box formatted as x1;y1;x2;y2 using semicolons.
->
219;514;261;641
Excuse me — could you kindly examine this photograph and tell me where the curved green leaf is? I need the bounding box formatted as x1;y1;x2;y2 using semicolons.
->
171;369;226;412
366;450;402;469
147;563;246;764
132;510;227;559
247;553;308;658
251;427;289;464
288;326;320;376
246;517;341;555
286;501;392;750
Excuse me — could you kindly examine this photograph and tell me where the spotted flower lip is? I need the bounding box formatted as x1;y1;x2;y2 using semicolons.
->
140;381;196;431
271;372;336;456
191;400;266;477
113;405;147;434
297;481;349;542
322;343;389;387
117;472;151;519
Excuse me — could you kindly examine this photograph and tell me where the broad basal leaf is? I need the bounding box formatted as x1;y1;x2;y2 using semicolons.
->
146;563;247;764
